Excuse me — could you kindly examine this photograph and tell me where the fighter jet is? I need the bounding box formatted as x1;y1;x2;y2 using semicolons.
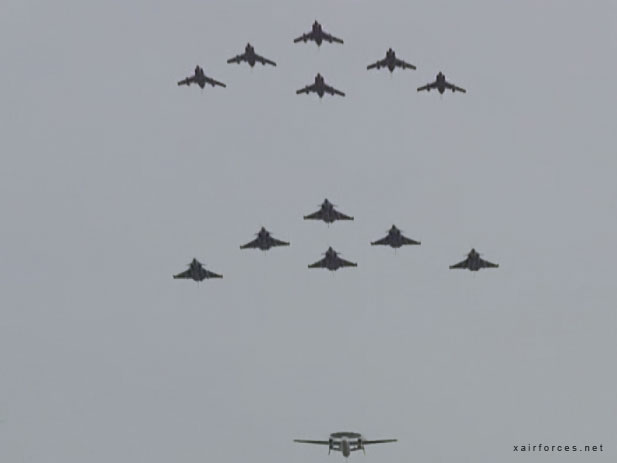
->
417;72;466;94
240;227;289;251
367;48;416;72
173;258;223;281
294;432;397;458
304;199;353;224
308;247;357;271
177;66;226;89
227;43;276;67
296;73;345;98
371;225;421;248
293;20;343;46
449;248;498;271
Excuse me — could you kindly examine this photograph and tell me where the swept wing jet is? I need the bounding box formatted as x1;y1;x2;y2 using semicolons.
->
367;48;416;72
177;66;226;89
227;43;276;67
296;73;345;98
417;72;466;94
294;20;343;46
450;248;498;271
173;258;223;281
304;199;353;224
240;227;289;251
295;432;397;457
308;247;357;271
371;225;421;248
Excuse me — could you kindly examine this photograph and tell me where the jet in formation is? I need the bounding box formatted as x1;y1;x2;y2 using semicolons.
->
308;247;357;271
450;248;498;271
173;258;223;281
367;48;416;72
304;199;353;224
371;225;421;248
296;73;345;98
240;227;289;251
227;43;277;67
177;66;226;89
294;20;343;46
295;432;397;458
417;72;466;94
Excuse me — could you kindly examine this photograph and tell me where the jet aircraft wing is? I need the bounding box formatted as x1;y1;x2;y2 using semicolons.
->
173;269;192;279
293;32;314;43
401;235;421;245
395;58;416;70
371;236;391;246
332;209;353;220
449;257;470;269
240;238;260;249
367;59;387;70
363;439;398;444
201;268;223;279
303;209;323;220
177;76;196;86
271;238;290;247
478;257;498;268
324;83;345;97
308;257;328;268
255;53;277;66
323;31;343;44
336;257;357;268
417;81;438;92
444;81;466;93
227;53;247;64
296;84;317;95
204;76;227;88
294;440;331;445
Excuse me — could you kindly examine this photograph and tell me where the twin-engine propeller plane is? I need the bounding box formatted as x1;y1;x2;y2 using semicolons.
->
297;74;345;98
367;48;416;72
227;43;276;67
294;432;397;458
294;20;343;46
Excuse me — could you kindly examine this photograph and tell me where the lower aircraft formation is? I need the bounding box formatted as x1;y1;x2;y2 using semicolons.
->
172;201;499;281
177;20;466;97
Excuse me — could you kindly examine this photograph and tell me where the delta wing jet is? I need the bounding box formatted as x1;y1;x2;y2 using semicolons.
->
240;227;289;251
371;225;420;248
308;247;357;271
304;199;353;224
173;258;223;281
450;248;498;271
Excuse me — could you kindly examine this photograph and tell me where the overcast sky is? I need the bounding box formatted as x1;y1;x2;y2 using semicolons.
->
1;1;616;462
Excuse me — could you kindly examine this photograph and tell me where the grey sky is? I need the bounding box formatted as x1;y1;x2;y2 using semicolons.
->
1;1;616;462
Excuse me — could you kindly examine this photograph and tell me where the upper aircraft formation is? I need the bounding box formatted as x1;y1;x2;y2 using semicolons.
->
176;20;466;96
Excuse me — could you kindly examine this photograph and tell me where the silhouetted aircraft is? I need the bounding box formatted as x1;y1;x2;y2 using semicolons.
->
177;66;226;89
308;247;357;271
450;249;498;271
371;225;420;248
297;74;345;98
227;43;276;67
304;199;353;224
173;258;223;281
295;432;397;457
294;20;343;46
240;227;289;251
417;72;466;94
367;48;416;72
